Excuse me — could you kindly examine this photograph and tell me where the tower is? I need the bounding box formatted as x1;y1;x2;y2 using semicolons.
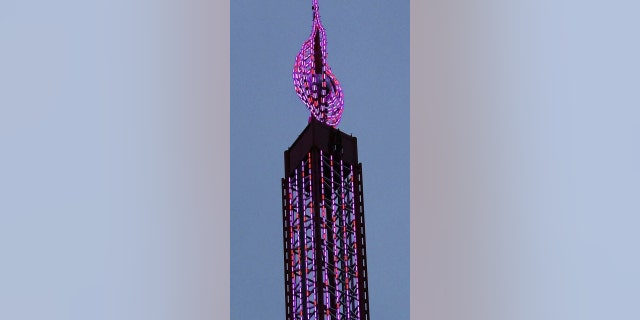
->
282;1;371;319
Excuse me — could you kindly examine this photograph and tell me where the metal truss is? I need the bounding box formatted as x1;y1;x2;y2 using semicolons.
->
283;149;370;320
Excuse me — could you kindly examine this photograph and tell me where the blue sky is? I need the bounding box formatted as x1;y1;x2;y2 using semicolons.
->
1;1;228;319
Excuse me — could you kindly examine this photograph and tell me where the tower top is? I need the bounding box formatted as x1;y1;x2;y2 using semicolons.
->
292;0;344;127
284;117;358;176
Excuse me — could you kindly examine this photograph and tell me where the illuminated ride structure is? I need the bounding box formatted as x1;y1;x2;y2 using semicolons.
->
282;1;371;319
292;0;344;127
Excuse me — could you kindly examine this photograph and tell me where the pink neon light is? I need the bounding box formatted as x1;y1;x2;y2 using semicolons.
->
330;154;340;320
306;153;319;320
293;0;344;127
340;159;349;320
320;151;330;316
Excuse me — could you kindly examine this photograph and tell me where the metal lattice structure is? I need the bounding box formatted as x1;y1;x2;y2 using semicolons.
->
293;0;344;127
282;119;370;320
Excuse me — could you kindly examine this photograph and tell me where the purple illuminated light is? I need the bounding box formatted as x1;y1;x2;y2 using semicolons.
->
293;0;344;127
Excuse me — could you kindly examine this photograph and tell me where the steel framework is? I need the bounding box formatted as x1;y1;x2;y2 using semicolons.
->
282;119;370;320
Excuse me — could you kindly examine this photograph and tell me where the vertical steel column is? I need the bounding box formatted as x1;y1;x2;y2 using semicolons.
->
353;164;370;320
283;178;293;319
298;163;308;320
310;148;325;318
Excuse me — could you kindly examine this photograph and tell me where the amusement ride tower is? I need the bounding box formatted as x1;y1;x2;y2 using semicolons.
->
281;1;371;319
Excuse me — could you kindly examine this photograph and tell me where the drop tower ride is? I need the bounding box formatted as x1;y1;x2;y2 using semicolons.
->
281;1;371;319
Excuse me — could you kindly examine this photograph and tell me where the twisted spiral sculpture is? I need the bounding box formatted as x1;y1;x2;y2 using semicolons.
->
293;0;344;127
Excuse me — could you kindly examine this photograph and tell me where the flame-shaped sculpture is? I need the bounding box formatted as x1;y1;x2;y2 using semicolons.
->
293;0;344;127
